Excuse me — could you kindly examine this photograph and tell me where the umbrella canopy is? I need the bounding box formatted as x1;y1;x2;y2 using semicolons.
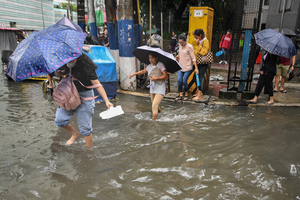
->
254;28;297;58
56;17;83;31
272;28;297;37
132;45;182;73
7;24;86;81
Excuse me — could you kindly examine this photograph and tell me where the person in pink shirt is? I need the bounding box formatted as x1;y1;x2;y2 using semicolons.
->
175;34;197;101
219;29;233;64
273;55;295;93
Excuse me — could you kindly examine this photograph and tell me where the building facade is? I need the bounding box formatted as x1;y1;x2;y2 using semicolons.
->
265;0;300;31
0;0;55;30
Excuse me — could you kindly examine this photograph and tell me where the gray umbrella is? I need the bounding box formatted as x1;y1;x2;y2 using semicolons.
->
272;28;297;37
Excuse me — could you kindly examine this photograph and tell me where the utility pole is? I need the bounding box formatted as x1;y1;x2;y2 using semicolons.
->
40;0;45;29
279;0;286;32
88;0;98;37
160;0;163;49
77;0;85;31
105;0;120;82
117;0;136;90
218;0;224;44
149;0;152;46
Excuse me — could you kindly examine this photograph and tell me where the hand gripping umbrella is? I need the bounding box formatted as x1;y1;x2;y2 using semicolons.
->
132;45;182;73
6;24;86;81
254;28;297;58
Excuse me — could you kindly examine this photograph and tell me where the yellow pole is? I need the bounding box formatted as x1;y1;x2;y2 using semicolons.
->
137;0;141;24
149;0;152;46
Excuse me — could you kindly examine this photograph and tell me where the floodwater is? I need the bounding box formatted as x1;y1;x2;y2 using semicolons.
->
1;73;300;200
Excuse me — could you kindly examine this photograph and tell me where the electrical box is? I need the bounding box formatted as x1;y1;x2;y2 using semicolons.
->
188;7;214;51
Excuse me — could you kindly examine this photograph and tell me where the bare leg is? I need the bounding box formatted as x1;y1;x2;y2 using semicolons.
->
62;123;80;145
47;74;53;88
268;96;274;104
84;134;93;147
274;75;280;91
279;76;286;91
153;111;158;120
151;94;163;120
158;107;161;113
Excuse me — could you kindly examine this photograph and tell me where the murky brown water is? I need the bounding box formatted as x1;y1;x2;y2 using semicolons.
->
1;73;300;199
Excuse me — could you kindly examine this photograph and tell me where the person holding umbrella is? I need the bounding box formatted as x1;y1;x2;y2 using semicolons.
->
175;34;197;101
247;28;298;104
55;54;113;147
247;52;277;105
129;52;168;120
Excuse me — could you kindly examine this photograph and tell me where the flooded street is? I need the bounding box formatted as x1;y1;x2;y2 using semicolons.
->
1;72;300;199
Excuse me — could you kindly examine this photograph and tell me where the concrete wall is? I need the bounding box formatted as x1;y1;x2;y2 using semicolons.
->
266;0;300;31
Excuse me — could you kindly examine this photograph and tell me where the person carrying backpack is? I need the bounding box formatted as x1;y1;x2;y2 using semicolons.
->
54;53;113;147
219;29;233;64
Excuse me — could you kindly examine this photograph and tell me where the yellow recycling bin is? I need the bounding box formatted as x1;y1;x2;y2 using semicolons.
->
187;7;214;94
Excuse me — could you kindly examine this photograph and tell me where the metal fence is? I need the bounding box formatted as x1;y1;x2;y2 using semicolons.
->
227;0;263;91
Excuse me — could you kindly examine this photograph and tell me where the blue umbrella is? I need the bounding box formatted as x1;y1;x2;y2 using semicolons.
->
6;24;86;82
254;28;297;58
56;16;83;31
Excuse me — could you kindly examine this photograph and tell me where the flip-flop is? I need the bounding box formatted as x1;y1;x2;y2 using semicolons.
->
273;90;278;92
280;89;287;93
246;100;257;104
175;95;183;101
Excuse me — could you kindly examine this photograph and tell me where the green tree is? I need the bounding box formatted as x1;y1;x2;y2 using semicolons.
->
139;0;235;39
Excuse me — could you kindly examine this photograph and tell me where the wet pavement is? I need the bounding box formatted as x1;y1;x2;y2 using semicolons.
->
1;71;300;199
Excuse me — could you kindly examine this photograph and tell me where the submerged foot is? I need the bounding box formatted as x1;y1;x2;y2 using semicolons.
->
66;133;80;145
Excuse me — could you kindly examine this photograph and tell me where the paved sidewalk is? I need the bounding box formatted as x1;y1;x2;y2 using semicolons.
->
118;61;300;107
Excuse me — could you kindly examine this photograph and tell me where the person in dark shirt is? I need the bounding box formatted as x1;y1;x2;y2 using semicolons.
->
170;31;177;53
103;28;109;47
247;52;278;105
54;53;113;147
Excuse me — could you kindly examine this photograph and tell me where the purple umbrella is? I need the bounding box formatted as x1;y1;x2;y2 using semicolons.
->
132;45;182;73
6;24;86;82
56;17;82;31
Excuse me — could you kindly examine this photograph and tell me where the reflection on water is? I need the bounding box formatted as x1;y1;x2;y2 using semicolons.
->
1;73;300;199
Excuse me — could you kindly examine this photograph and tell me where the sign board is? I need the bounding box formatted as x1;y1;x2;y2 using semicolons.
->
194;10;203;17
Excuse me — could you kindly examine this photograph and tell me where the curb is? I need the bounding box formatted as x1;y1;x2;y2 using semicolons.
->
117;90;300;107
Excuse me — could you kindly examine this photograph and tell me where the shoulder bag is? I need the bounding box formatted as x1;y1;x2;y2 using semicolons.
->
53;69;102;111
196;39;214;65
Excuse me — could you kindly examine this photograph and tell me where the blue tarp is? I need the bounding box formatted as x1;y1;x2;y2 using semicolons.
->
87;46;117;82
87;46;117;102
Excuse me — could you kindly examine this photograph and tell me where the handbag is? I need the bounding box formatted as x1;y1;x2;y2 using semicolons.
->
197;51;213;64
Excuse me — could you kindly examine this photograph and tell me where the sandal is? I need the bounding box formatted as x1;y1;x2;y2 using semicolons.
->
183;96;189;101
175;95;183;101
280;89;287;93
